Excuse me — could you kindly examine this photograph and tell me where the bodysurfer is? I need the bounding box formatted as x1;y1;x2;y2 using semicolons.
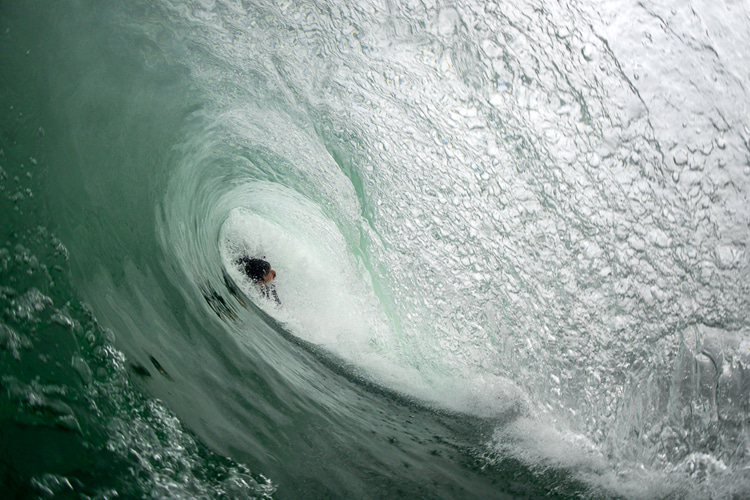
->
236;256;280;305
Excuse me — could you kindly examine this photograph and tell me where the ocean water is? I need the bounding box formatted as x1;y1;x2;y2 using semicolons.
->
1;0;749;498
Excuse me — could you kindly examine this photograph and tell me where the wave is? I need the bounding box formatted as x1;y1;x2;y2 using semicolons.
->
2;0;750;498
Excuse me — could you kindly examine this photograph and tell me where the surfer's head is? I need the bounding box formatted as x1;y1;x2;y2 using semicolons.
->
261;267;276;283
237;257;276;284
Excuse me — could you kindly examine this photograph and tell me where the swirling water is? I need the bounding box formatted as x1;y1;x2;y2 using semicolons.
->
1;0;749;498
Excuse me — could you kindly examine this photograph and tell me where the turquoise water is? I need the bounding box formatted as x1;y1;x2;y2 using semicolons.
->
2;0;750;498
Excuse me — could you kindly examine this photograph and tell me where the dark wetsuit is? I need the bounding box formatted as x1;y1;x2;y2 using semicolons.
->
236;256;281;305
259;282;281;305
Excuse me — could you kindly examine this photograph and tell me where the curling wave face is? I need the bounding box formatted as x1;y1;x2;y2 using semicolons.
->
4;0;750;497
156;0;750;494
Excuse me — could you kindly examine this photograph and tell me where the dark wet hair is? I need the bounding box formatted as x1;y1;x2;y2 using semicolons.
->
236;256;271;282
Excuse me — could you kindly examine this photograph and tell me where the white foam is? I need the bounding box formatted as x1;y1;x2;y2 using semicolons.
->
217;182;529;418
219;183;419;381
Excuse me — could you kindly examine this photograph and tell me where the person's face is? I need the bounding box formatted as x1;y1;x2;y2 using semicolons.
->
261;268;276;283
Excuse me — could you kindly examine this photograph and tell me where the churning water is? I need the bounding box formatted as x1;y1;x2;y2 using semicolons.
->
1;0;749;498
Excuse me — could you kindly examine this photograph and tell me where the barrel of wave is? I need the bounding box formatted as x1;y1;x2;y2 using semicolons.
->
218;182;392;361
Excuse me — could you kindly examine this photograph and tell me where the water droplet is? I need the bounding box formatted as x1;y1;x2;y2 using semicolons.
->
52;310;74;329
628;235;646;251
672;149;688;166
0;322;32;360
72;356;93;385
581;44;595;61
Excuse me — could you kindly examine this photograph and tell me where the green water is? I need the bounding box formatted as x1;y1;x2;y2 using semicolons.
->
2;0;750;498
